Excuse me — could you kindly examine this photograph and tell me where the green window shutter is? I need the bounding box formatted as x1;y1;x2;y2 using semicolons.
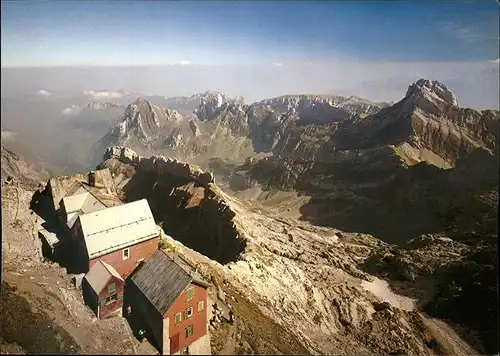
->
175;313;182;324
117;293;123;300
183;310;188;319
108;283;116;293
185;287;194;301
100;299;106;308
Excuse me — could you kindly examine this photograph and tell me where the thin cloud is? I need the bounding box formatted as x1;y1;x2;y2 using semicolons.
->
1;130;18;140
490;58;500;64
61;104;82;116
439;21;498;43
83;89;123;99
36;89;52;96
178;61;192;65
274;62;283;66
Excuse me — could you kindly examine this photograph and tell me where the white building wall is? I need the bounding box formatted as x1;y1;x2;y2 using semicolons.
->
162;317;170;355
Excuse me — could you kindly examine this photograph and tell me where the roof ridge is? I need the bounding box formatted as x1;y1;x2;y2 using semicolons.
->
100;260;124;281
159;250;211;288
84;215;154;237
160;250;193;280
82;198;147;218
78;181;110;208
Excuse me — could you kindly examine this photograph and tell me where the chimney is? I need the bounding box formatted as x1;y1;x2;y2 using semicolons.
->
89;171;96;187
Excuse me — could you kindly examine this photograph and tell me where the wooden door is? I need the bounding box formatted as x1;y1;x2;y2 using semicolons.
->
170;332;179;354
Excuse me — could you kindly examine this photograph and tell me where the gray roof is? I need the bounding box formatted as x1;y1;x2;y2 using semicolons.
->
84;260;124;294
63;190;108;229
163;251;211;289
130;250;199;315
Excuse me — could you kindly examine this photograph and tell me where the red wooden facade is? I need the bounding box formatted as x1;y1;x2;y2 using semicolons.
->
165;283;207;354
88;237;159;279
82;272;125;319
97;276;124;318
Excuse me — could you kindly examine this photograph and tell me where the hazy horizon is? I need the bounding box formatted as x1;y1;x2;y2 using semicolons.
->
2;60;499;109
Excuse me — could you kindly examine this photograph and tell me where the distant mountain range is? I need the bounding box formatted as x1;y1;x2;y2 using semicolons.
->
90;79;498;170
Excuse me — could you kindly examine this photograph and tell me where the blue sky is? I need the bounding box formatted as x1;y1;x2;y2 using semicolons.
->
1;1;498;67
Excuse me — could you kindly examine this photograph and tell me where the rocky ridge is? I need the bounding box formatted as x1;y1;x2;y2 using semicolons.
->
99;146;244;264
94;79;498;174
92;90;392;166
103;146;215;188
145;91;246;117
253;94;389;124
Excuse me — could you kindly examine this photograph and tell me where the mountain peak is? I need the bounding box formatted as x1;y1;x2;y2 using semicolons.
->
111;98;183;142
131;98;154;106
405;79;458;108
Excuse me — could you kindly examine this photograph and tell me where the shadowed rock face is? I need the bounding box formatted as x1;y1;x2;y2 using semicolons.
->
98;146;246;264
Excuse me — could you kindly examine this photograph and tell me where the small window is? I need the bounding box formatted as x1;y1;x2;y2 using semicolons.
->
105;294;118;305
185;306;193;318
107;283;116;294
197;301;204;312
122;248;130;260
175;313;182;324
185;325;193;338
185;287;194;301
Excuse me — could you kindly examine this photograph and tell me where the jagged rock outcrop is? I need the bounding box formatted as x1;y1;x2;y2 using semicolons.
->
91;90;390;167
189;120;200;136
99;146;242;264
111;99;184;144
195;91;236;121
103;146;215;187
254;94;389;124
163;91;246;116
336;79;499;165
